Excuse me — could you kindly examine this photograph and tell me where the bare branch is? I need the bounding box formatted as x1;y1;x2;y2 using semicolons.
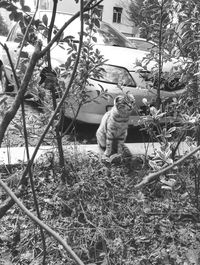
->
15;0;40;70
0;176;85;265
0;40;42;146
40;0;103;57
135;143;200;189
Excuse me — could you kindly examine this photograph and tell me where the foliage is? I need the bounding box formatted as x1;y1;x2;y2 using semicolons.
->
1;150;200;264
0;12;9;36
128;0;174;43
1;0;200;264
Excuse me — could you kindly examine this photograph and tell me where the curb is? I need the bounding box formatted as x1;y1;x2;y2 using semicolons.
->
0;142;191;166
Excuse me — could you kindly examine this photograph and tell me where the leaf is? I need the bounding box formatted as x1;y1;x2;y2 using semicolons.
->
94;18;100;28
83;13;90;20
0;1;10;8
167;126;176;134
92;36;97;43
65;56;72;69
0;258;13;265
22;5;31;12
20;0;25;7
42;14;48;27
0;97;8;105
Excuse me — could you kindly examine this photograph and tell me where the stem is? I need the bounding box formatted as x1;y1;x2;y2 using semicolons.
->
40;0;103;57
46;0;66;182
0;0;102;219
15;0;40;70
4;40;47;264
135;141;200;189
156;0;164;109
47;0;58;69
0;177;85;265
0;40;42;146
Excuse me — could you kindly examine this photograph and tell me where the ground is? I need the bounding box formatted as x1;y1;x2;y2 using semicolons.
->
1;94;200;265
0;148;200;264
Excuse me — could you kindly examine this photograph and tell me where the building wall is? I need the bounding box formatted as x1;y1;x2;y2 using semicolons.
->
2;0;137;36
48;0;136;37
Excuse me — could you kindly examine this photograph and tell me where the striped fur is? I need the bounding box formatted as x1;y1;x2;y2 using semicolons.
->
96;94;135;158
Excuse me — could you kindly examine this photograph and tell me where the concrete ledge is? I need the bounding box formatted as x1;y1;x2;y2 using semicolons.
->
0;142;191;165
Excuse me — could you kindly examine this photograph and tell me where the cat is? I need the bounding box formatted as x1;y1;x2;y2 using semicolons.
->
96;94;135;159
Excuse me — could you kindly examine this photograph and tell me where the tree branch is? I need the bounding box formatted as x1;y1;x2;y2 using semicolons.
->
15;0;40;70
0;40;42;146
135;143;200;189
0;176;85;265
0;0;87;219
40;0;103;57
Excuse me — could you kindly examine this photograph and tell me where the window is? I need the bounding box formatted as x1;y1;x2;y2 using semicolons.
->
40;0;50;9
113;7;122;23
96;5;104;20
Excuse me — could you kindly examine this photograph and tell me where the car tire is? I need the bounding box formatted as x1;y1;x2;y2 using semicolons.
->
0;65;14;94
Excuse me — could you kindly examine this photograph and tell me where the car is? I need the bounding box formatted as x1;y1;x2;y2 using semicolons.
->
127;37;158;52
0;11;185;126
0;36;7;44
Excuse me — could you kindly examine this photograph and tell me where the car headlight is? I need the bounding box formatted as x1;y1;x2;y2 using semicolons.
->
92;64;136;87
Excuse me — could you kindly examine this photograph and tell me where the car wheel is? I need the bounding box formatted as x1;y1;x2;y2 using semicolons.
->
0;65;14;94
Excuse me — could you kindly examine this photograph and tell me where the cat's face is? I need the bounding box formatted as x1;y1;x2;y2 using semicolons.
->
114;94;135;114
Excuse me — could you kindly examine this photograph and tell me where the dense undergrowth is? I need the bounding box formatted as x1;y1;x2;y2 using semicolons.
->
0;149;200;265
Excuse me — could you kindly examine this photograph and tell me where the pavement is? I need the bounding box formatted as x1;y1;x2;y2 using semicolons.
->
0;142;191;165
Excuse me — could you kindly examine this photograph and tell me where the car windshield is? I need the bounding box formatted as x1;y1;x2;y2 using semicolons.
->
129;39;155;52
97;22;133;48
38;11;133;48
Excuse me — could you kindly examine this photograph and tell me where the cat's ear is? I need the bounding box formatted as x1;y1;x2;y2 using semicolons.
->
114;95;123;104
128;94;135;103
125;93;135;104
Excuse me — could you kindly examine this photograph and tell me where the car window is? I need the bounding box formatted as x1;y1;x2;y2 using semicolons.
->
97;22;133;48
130;39;155;52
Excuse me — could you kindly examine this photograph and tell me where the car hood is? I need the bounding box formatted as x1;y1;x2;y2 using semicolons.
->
51;44;184;73
94;45;148;71
96;45;185;72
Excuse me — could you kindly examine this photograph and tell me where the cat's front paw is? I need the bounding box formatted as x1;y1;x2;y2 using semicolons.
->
110;153;122;163
104;150;111;157
101;154;110;164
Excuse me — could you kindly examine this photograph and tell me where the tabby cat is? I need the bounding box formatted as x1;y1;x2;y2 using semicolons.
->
96;94;135;158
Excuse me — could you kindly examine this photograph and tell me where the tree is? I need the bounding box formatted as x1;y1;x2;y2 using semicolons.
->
0;12;9;36
128;0;177;108
173;0;200;145
0;0;104;264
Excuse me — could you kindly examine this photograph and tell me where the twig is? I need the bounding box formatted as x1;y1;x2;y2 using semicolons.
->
0;0;102;218
19;0;86;183
2;33;47;263
40;0;103;57
0;40;42;146
15;0;40;70
0;176;85;265
135;143;200;189
46;0;67;182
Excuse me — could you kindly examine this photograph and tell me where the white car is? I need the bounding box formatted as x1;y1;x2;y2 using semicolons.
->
0;11;185;125
127;37;158;52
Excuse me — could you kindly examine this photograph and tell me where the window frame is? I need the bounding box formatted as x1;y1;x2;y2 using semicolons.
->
113;7;123;24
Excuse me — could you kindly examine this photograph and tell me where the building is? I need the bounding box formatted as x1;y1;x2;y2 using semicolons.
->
31;0;137;37
0;0;137;36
